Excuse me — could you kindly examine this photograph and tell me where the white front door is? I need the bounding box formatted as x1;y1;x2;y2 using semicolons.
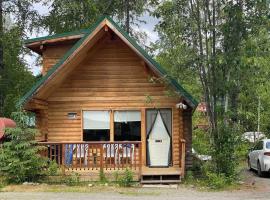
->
147;109;172;167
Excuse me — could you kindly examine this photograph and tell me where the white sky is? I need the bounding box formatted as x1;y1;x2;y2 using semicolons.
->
26;3;159;75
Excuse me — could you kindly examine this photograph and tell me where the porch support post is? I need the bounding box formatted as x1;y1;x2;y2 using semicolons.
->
110;110;114;142
61;143;65;175
141;108;146;165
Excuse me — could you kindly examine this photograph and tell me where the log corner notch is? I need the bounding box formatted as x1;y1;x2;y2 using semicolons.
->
25;98;48;110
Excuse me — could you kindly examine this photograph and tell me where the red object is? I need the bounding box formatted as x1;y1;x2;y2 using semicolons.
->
264;152;270;156
197;102;207;113
0;118;16;140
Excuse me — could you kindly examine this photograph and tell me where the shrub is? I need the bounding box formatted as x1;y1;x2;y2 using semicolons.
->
99;169;107;183
205;172;227;189
112;171;120;182
0;127;47;183
118;168;134;187
63;172;80;186
47;161;59;176
211;122;242;179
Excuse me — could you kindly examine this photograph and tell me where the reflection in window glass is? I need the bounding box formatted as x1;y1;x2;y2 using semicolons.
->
83;111;110;141
114;111;141;141
266;142;270;149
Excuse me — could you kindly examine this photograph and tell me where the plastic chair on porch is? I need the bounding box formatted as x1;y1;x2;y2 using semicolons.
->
103;144;118;167
66;144;89;167
118;144;134;166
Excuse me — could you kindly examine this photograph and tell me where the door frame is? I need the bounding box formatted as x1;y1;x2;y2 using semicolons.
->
145;108;173;168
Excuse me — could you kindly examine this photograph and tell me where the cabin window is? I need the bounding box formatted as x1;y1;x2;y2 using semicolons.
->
114;111;141;141
83;111;110;141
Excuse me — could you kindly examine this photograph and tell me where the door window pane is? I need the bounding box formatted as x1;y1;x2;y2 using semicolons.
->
83;111;110;141
114;111;141;141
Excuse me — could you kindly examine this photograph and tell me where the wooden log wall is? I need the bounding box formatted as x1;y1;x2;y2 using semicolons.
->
42;43;74;75
38;35;186;167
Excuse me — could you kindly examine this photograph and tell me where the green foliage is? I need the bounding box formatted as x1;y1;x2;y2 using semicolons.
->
112;171;120;182
63;172;80;186
47;161;59;176
39;0;149;43
211;122;242;178
99;169;107;183
0;27;35;117
204;172;227;190
153;0;270;182
192;128;211;156
118;168;134;187
0;127;46;183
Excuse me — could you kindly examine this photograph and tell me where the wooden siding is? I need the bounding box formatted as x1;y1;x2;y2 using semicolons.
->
42;43;74;75
35;109;48;141
40;35;185;167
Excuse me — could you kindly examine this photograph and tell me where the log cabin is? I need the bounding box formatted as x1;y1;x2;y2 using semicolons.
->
19;16;198;183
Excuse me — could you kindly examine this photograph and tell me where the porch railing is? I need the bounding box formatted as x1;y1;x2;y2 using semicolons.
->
38;141;142;172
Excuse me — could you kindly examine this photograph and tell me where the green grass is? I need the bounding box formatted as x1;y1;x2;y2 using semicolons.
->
1;184;161;196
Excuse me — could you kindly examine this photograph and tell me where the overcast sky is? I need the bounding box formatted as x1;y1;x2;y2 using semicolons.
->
27;3;159;75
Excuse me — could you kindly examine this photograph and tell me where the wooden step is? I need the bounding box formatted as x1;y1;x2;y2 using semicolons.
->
141;179;181;184
140;174;181;184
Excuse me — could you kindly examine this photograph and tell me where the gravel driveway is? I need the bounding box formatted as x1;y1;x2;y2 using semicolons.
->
0;188;270;200
0;170;269;200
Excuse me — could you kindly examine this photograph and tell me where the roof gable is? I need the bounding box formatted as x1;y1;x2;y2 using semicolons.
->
19;16;198;108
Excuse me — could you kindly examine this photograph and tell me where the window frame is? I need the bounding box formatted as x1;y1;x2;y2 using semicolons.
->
113;110;142;141
82;110;111;141
81;108;142;142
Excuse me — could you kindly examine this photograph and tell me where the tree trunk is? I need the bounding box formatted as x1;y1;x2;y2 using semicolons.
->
125;0;130;34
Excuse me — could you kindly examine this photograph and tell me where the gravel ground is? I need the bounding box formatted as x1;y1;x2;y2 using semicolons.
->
0;170;269;200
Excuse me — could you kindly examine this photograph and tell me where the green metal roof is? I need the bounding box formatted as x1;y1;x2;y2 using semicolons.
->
19;15;198;108
24;29;88;45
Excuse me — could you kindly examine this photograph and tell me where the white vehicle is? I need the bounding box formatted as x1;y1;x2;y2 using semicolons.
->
248;139;270;177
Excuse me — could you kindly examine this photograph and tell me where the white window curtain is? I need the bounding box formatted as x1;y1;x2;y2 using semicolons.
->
83;111;110;130
114;111;141;122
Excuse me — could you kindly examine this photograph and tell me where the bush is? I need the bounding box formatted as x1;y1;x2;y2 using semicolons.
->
0;127;47;183
211;122;242;179
99;169;107;183
205;171;227;189
63;172;80;186
118;168;134;187
47;161;59;176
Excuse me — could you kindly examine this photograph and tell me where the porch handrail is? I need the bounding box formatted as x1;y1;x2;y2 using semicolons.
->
38;141;142;173
38;141;142;145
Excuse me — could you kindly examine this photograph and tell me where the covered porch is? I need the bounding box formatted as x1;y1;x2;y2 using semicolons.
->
38;139;186;182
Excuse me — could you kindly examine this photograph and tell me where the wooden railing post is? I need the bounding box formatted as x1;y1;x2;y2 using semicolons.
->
61;143;65;175
139;142;142;177
100;144;104;171
180;139;186;177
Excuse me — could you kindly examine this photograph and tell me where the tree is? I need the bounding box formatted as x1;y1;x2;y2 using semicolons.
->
0;0;40;116
0;112;46;183
39;0;150;44
153;0;270;176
